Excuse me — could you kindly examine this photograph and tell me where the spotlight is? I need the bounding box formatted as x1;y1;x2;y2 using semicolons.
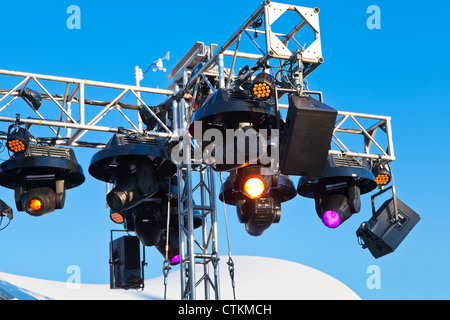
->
372;161;392;187
219;165;296;236
89;133;176;212
298;155;377;228
250;73;275;100
357;192;420;258
0;144;85;216
6;125;30;154
189;88;279;172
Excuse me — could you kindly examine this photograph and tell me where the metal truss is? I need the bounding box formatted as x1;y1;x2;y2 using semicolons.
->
0;1;396;300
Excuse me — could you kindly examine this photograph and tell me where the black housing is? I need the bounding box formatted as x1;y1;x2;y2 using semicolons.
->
357;197;420;258
0;145;85;215
189;88;280;172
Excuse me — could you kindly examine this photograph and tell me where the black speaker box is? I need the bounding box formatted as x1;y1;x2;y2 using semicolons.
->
357;197;420;258
280;94;337;177
110;235;143;289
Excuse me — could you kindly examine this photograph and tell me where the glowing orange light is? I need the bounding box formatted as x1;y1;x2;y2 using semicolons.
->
110;212;124;224
28;199;42;212
243;177;266;199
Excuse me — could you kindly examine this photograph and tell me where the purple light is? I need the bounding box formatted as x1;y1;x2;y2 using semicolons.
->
322;210;341;228
170;254;181;266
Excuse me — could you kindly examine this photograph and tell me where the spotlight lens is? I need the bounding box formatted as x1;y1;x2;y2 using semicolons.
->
322;210;341;228
243;177;266;199
28;199;42;212
170;254;181;266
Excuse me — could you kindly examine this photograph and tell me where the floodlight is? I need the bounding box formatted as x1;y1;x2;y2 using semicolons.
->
298;155;377;228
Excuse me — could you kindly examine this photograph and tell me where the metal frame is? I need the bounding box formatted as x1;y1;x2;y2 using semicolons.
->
0;1;397;300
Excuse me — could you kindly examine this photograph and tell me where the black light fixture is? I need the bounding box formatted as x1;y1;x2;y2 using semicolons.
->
249;72;275;100
110;210;124;224
371;161;392;187
89;133;176;212
6;124;30;154
189;88;280;172
356;186;420;258
298;155;377;228
219;164;297;236
280;94;337;177
0;144;85;216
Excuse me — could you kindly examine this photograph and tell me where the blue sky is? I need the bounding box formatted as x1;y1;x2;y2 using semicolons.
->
0;0;449;300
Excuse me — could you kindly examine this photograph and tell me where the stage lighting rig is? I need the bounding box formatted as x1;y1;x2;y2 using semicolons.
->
219;164;296;236
0;143;85;217
298;155;377;229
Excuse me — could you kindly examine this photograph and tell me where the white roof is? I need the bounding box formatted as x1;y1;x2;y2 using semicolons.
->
0;255;360;300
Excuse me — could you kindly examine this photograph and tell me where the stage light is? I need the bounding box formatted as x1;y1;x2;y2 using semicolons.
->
298;155;377;228
110;210;124;224
189;88;279;172
89;133;176;212
250;73;275;100
356;194;420;258
372;161;392;187
243;177;266;199
6;125;30;154
219;165;296;236
0;144;85;217
280;94;337;177
322;210;341;229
